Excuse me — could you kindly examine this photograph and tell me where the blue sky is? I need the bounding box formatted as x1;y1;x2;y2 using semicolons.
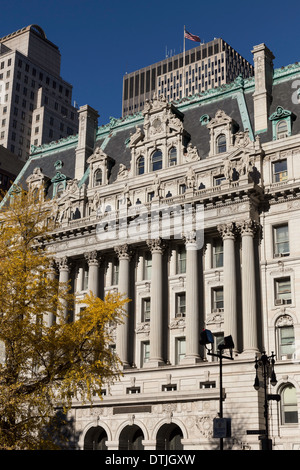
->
1;0;299;126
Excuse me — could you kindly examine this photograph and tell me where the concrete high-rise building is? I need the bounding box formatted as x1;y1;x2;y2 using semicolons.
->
0;24;79;161
122;38;254;116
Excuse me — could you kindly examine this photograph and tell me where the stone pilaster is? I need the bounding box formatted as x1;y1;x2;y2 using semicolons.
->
217;222;238;351
145;238;165;367
114;244;132;368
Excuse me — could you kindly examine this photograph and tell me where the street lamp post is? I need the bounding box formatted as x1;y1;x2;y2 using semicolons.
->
200;330;235;450
253;351;279;450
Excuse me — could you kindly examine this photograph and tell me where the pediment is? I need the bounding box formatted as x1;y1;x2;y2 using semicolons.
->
130;94;186;148
87;146;109;164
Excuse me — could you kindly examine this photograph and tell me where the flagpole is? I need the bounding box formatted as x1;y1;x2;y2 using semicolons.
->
183;25;186;98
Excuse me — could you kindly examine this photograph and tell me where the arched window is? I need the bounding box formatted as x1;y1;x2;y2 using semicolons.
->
119;425;144;450
84;426;108;450
156;423;183;450
151;150;163;171
56;182;64;197
137;156;145;175
281;384;298;424
277;120;288;139
217;134;226;153
94;169;102;186
168;147;177;166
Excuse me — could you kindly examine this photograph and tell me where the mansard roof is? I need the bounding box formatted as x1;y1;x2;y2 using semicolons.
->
10;60;300;198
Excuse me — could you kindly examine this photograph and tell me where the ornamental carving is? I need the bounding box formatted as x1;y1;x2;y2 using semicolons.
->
114;244;132;260
196;415;213;438
147;237;166;254
217;222;236;240
84;250;100;266
57;256;70;271
276;314;293;328
184;143;200;162
238;218;260;236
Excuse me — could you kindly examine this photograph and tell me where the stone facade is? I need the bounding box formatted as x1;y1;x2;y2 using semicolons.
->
10;42;300;450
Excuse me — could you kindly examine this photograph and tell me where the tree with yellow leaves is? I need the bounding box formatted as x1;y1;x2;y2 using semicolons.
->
0;187;127;449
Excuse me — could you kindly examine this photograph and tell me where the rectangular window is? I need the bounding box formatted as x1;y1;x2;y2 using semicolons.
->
112;258;119;285
278;326;295;360
175;293;186;317
142;341;150;365
275;277;291;305
273;159;287;183
274;225;289;257
176;337;186;364
144;253;152;280
214;175;226;186
142;298;151;322
212;287;224;311
213;238;223;267
177;245;186;274
83;264;89;291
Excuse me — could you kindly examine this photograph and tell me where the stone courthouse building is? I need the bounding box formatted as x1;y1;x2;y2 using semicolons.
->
12;41;300;450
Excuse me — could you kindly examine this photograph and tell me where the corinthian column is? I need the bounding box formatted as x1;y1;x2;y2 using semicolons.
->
217;223;238;351
47;259;57;327
58;256;70;321
146;238;165;367
85;250;100;296
182;231;200;363
114;244;131;368
239;219;259;354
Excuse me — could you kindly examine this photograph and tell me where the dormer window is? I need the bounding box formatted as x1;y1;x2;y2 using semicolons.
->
277;120;288;139
217;134;226;153
151;150;163;171
269;106;295;140
168;147;177;166
137;156;145;175
56;182;64;197
94;169;102;186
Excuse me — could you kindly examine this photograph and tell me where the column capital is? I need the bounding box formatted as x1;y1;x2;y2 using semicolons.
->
114;244;132;260
84;250;100;266
57;256;70;272
238;219;260;236
183;230;197;249
147;237;166;254
217;222;236;240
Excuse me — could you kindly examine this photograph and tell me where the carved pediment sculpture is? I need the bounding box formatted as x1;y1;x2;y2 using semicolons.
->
129;125;145;147
116;163;129;181
184;143;200;163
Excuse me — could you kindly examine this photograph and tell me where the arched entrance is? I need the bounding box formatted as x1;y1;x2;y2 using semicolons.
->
156;423;183;450
119;424;144;450
83;426;108;450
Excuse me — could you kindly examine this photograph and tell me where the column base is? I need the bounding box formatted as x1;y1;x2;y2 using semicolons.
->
143;359;165;368
241;348;259;359
180;355;202;365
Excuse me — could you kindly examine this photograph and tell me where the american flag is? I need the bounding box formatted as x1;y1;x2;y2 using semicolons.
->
184;30;201;42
